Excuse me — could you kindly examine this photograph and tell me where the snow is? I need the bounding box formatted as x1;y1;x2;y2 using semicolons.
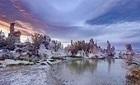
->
88;52;105;59
38;44;67;59
0;59;34;67
76;50;86;57
38;44;50;58
0;65;60;85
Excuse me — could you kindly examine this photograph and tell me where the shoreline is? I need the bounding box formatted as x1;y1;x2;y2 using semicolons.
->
0;57;126;68
0;58;139;85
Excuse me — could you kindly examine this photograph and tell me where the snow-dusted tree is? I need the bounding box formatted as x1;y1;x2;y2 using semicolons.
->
50;40;62;52
5;35;16;50
44;35;51;49
32;33;45;49
0;31;6;49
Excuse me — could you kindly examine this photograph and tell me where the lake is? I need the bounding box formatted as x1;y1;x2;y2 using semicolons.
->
52;59;130;85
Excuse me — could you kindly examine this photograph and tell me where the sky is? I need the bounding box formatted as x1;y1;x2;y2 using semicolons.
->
0;0;140;48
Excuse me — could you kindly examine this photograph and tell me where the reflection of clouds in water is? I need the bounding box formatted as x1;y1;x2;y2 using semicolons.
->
68;59;118;74
53;59;127;85
68;59;98;74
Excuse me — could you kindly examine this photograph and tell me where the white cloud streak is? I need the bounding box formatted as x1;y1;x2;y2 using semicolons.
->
21;0;121;25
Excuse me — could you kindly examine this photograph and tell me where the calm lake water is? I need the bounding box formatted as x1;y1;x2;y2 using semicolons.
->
52;59;129;85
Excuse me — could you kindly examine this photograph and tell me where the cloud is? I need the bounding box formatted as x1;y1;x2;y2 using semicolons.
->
0;20;36;35
21;0;121;25
0;0;140;48
86;22;140;43
87;0;140;25
49;21;140;44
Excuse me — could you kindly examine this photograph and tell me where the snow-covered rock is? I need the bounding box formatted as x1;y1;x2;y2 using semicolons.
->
75;50;86;57
88;53;95;58
88;52;105;59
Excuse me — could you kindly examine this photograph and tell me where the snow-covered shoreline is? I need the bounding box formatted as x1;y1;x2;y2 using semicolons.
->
0;59;34;68
0;64;63;85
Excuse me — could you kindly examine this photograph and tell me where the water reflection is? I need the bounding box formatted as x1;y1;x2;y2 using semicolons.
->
68;58;117;74
53;59;128;85
68;59;98;74
106;58;115;73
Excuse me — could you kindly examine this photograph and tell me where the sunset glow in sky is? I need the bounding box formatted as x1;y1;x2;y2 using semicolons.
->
0;0;140;48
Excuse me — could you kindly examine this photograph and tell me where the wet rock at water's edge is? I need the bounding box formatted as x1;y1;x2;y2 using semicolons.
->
126;67;140;84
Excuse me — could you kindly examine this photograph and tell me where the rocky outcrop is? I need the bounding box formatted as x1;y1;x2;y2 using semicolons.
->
125;44;135;55
126;67;140;84
106;41;115;56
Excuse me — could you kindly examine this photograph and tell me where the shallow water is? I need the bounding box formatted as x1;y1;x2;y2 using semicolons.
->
52;59;128;85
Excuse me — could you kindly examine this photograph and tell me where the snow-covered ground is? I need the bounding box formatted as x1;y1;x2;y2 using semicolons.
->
0;59;34;66
0;65;63;85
